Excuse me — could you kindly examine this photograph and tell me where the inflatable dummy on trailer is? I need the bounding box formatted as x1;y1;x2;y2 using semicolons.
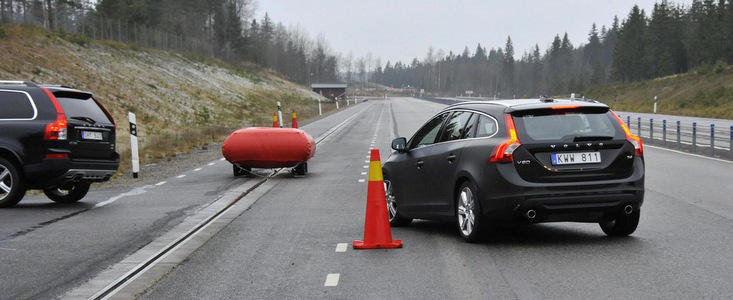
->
221;109;315;177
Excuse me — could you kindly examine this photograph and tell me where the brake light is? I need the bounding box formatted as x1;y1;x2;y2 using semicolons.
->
42;88;68;141
611;111;643;156
45;153;68;159
550;105;581;110
490;114;521;163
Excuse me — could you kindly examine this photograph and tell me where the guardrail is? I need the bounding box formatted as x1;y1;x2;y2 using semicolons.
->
617;114;732;159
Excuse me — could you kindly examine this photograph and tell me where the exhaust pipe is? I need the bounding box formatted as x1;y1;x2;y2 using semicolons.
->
525;209;537;219
623;205;634;215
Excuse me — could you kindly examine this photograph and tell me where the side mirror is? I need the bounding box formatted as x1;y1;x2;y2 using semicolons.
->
391;137;407;153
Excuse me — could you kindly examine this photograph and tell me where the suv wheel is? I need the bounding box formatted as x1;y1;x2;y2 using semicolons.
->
0;157;26;208
456;181;486;243
599;209;640;236
44;182;91;204
384;178;412;227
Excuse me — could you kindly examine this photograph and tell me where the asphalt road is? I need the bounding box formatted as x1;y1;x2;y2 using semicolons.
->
0;102;369;299
140;97;733;299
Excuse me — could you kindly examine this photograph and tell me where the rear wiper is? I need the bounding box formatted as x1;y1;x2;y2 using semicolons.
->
573;135;613;142
70;116;97;125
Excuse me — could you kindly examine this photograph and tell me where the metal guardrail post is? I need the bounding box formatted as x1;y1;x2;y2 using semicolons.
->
650;118;654;140
663;120;667;145
692;122;697;153
730;126;733;157
627;116;631;128
637;117;642;137
710;124;715;156
676;121;681;150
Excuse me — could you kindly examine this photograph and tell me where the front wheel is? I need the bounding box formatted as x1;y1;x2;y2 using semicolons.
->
44;182;91;204
384;179;411;226
599;209;640;237
456;181;486;243
0;157;26;208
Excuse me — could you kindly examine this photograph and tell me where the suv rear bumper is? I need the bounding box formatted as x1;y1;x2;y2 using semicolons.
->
479;158;645;223
24;154;119;188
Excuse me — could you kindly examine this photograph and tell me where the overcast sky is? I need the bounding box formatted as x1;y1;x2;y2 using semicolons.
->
257;0;693;64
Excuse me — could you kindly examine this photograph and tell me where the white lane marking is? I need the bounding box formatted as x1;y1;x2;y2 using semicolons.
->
208;162;215;166
364;160;370;163
324;273;340;287
363;165;369;168
94;186;148;208
646;145;733;163
193;168;202;172
366;156;370;158
358;179;365;183
361;172;367;175
335;243;348;252
176;174;186;178
0;247;17;251
155;181;167;186
220;158;225;161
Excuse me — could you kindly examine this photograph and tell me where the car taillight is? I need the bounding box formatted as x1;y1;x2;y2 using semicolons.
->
611;111;643;156
490;114;520;163
42;88;68;141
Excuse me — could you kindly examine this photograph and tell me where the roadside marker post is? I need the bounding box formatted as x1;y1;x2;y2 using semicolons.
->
336;100;339;110
692;122;697;153
277;101;284;128
650;119;654;140
637;117;642;137
710;124;715;156
128;112;140;179
676;121;681;150
627;115;631;129
663;120;667;145
653;96;658;114
730;126;732;157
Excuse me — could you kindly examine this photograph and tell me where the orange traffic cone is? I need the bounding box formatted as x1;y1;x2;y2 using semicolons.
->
272;112;278;128
353;149;403;249
291;110;298;128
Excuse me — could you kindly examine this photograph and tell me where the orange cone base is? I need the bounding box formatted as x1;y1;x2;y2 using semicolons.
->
353;239;403;249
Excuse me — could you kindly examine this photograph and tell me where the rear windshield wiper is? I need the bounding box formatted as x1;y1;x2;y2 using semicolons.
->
70;116;97;125
572;135;614;142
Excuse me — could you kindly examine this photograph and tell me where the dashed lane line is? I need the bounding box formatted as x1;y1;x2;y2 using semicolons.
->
176;175;186;179
324;274;340;287
207;162;216;166
335;243;348;252
155;181;167;186
358;179;365;183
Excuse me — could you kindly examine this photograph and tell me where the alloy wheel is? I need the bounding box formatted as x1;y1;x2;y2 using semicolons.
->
0;164;13;201
384;180;397;221
457;186;475;236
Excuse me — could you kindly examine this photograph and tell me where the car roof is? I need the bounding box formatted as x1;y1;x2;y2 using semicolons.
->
445;98;609;114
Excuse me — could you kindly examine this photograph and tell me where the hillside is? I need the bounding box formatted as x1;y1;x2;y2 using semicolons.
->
582;64;733;119
0;25;330;174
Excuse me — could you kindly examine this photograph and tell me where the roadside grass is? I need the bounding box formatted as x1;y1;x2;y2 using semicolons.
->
582;63;733;119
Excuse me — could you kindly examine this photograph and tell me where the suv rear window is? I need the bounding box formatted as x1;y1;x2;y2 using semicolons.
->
56;95;112;125
0;90;35;119
512;110;619;143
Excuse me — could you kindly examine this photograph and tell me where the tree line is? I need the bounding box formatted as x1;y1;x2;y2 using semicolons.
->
0;0;339;84
374;0;733;98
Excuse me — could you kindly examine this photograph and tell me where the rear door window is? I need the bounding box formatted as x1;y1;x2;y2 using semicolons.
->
462;113;479;138
0;90;36;119
56;94;112;125
437;111;473;142
512;110;619;143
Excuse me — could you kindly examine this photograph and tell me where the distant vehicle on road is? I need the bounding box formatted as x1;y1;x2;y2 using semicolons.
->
383;98;645;242
0;81;119;207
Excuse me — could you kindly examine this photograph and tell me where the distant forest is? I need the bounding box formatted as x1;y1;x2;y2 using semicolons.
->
373;0;733;98
0;0;340;84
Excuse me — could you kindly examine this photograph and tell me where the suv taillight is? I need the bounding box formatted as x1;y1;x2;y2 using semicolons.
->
490;114;520;163
42;88;68;141
611;111;643;156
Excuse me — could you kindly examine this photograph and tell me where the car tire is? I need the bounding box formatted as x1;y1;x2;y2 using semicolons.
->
383;177;411;227
0;157;26;208
456;181;486;243
44;182;91;204
233;165;254;178
599;209;640;237
292;162;308;177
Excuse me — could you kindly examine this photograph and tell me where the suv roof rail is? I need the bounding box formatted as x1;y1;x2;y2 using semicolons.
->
0;80;38;87
41;84;75;89
539;96;554;102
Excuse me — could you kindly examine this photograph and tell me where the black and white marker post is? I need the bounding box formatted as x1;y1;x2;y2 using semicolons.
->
277;101;284;128
129;112;140;178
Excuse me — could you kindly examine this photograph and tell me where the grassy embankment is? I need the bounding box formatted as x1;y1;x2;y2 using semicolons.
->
0;25;336;175
582;63;733;119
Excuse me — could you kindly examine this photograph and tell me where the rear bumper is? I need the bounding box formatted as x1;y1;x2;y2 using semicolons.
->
478;157;644;223
24;153;120;188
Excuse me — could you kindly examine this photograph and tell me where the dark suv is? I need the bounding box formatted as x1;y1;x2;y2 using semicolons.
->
383;98;644;242
0;81;119;207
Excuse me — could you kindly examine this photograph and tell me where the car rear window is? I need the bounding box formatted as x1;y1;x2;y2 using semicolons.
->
0;90;35;119
56;95;112;125
512;110;619;143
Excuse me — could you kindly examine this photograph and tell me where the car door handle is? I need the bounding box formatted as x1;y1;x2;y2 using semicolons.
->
446;154;457;161
415;160;424;168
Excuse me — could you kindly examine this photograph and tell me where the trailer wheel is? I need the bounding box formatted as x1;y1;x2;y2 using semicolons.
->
292;162;308;177
233;164;254;178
